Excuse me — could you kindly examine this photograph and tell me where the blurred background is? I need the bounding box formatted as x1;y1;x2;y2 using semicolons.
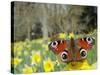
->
12;1;97;42
11;1;97;73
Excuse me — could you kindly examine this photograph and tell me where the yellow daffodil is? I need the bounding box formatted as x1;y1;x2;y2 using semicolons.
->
80;60;94;70
43;58;54;72
64;59;94;70
31;51;41;64
58;33;66;39
11;57;22;68
69;32;75;39
22;65;33;74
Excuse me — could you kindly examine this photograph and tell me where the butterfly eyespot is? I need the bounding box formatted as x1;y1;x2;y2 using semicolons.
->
51;41;58;48
80;49;87;59
86;37;93;44
61;51;68;62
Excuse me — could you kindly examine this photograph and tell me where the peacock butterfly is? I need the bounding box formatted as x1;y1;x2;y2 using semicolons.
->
49;37;95;63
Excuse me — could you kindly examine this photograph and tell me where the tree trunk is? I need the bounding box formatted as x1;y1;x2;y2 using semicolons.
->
40;4;48;43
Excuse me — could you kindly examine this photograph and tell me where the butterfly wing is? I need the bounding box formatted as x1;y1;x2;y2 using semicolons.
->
75;37;95;61
77;37;95;50
49;39;73;63
49;37;95;62
49;39;68;54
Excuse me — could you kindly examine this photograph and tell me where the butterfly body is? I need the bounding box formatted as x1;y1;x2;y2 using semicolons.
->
49;37;95;63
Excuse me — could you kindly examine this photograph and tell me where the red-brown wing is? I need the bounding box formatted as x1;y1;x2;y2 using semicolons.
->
75;48;88;61
75;37;95;61
49;39;68;54
77;37;95;50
